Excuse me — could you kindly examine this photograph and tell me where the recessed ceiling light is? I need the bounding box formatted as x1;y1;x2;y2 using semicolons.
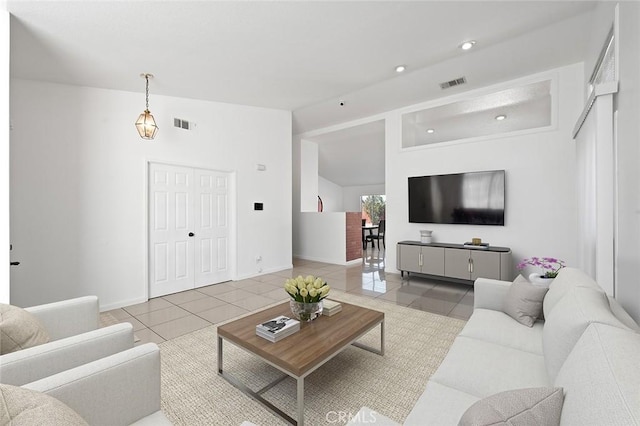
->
495;114;507;121
426;128;435;134
460;40;476;50
395;65;406;73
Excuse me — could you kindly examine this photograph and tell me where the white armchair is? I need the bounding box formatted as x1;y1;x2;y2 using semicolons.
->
1;296;135;386
25;295;100;340
22;343;171;425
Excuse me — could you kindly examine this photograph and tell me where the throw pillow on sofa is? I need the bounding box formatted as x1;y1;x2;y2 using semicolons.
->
458;387;564;426
0;304;50;355
0;383;88;425
503;275;548;327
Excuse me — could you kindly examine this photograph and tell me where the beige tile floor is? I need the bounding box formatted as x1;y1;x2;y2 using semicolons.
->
103;249;474;345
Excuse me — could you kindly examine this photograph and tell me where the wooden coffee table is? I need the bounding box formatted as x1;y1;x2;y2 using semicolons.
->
217;301;384;425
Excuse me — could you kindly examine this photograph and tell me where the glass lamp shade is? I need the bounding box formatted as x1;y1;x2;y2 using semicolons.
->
135;110;159;140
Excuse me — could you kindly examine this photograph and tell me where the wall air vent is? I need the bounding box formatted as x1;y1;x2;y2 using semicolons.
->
173;118;190;130
439;77;467;89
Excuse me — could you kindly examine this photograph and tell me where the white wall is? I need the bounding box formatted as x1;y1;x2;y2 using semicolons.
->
297;64;582;275
299;140;318;212
10;79;292;310
294;212;346;264
0;6;9;303
385;64;582;278
318;176;343;212
342;184;386;212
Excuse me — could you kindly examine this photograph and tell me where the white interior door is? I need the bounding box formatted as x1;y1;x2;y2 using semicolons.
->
149;164;195;297
194;169;231;287
149;163;231;298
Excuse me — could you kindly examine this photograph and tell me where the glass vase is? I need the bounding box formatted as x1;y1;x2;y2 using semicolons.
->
289;300;323;322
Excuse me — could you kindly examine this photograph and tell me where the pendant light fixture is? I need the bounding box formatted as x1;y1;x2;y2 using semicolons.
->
135;73;159;140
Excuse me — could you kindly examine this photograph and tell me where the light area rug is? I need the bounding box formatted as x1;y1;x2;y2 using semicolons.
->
159;292;466;425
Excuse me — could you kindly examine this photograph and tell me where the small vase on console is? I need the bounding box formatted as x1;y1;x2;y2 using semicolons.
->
528;273;554;288
420;230;433;244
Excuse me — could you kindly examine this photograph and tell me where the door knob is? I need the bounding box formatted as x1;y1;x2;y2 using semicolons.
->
10;261;20;266
188;232;195;237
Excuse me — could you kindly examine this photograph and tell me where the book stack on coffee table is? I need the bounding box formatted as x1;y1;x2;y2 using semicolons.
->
322;299;342;316
255;315;300;342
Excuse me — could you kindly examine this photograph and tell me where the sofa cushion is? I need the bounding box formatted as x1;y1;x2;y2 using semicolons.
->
503;275;548;327
555;323;640;425
542;267;601;318
0;304;50;355
431;336;550;398
404;381;480;426
543;286;630;381
0;384;88;426
458;387;564;426
459;309;544;355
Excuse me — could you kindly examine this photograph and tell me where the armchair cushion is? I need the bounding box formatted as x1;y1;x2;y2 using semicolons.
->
0;304;50;355
0;383;88;425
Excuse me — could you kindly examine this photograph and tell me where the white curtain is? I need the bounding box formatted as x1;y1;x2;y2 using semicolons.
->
574;94;615;296
576;110;597;280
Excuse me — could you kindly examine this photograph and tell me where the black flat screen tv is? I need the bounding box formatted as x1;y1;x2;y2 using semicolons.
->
408;170;505;225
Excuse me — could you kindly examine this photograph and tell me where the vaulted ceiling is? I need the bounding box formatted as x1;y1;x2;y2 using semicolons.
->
8;1;598;186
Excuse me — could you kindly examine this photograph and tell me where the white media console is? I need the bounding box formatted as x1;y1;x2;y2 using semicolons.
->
396;241;512;283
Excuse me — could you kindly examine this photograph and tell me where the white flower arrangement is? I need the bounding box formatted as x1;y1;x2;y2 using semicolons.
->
284;275;330;303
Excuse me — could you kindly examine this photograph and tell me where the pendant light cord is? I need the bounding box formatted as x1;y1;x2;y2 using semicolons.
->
145;75;150;111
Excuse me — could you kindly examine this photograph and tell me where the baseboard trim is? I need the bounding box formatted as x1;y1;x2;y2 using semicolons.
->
293;254;362;266
100;297;148;312
235;264;293;281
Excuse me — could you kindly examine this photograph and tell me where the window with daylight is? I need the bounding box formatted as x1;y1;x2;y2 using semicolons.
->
361;195;386;225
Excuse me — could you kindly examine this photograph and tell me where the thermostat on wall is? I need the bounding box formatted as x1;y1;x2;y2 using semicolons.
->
254;203;263;210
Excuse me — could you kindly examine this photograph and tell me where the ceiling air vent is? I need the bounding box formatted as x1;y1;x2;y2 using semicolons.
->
439;77;467;89
174;118;190;130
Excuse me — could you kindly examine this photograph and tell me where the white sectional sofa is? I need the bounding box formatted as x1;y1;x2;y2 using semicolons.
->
350;268;640;425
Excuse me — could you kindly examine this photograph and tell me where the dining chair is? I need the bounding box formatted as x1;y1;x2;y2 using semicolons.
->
361;219;367;249
365;219;385;249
